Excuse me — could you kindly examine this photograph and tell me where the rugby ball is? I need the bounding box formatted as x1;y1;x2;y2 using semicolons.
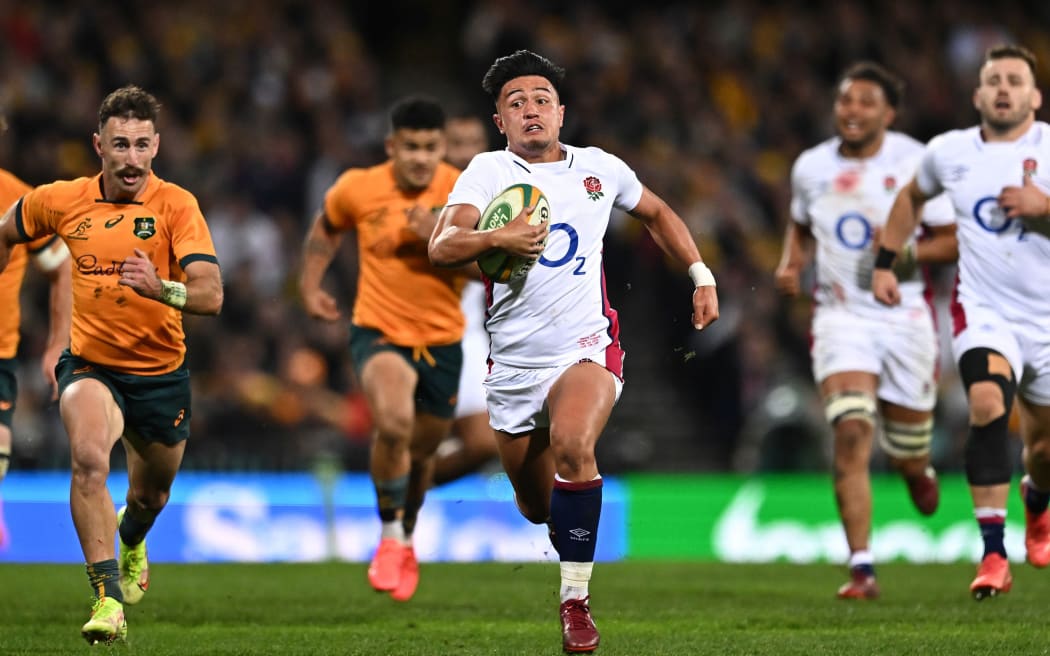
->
475;183;551;283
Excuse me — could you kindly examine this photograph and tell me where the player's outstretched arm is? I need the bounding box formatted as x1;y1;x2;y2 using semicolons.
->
630;186;718;330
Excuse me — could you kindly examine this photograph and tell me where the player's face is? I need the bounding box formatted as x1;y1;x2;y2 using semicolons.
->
833;79;894;154
445;118;488;170
387;128;446;192
93;117;159;201
493;75;564;161
974;57;1042;134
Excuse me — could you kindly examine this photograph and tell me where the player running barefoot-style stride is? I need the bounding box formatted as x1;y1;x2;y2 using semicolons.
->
874;44;1050;600
775;62;957;600
0;85;223;644
429;50;718;653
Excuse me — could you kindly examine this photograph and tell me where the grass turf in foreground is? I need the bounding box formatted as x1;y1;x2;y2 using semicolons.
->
0;561;1046;655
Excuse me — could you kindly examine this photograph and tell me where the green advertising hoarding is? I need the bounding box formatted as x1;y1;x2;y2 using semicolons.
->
625;473;1028;563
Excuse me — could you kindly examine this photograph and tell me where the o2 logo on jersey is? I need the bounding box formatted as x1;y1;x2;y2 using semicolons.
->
834;213;873;250
538;223;586;275
973;196;1013;233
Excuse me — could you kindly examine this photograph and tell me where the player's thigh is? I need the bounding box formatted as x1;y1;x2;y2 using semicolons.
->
454;412;498;456
359;351;418;434
123;431;187;503
58;377;124;462
1017;398;1050;452
547;360;618;452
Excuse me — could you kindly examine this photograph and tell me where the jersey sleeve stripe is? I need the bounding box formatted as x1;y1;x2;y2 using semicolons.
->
178;253;220;269
13;198;29;242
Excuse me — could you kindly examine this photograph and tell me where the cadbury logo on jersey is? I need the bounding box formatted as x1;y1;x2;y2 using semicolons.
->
76;254;125;276
134;216;156;239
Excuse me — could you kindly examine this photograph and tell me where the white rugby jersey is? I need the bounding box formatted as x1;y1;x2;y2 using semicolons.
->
916;121;1050;329
447;145;643;369
791;131;954;319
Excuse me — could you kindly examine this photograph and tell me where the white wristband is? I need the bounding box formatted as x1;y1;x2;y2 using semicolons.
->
688;262;716;287
160;280;187;309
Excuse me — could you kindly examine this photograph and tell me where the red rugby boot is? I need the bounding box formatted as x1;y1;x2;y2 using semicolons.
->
367;538;403;592
1021;477;1050;568
560;596;599;653
389;545;419;602
970;553;1012;601
836;570;880;600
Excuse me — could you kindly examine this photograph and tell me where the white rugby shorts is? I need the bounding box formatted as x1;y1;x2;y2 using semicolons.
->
811;305;938;411
952;299;1050;405
485;351;624;435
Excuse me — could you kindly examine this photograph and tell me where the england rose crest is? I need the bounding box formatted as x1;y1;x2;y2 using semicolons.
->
583;176;604;201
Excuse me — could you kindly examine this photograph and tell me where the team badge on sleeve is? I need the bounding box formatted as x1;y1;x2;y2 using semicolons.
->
133;217;156;239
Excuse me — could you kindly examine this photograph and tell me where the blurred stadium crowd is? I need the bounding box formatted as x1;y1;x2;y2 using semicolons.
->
4;0;1048;473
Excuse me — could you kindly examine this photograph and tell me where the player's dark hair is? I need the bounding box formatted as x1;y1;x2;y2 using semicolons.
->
840;62;904;108
389;95;446;132
986;44;1037;77
482;50;565;101
98;85;161;132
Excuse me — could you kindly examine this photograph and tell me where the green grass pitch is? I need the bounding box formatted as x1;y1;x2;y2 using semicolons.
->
0;561;1046;655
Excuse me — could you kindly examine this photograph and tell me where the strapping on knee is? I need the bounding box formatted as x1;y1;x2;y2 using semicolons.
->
824;391;877;427
880;418;934;459
958;348;1017;414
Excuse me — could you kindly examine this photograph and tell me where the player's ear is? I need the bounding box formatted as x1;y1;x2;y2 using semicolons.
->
493;113;504;135
1032;87;1043;112
882;107;896;129
92;133;103;158
384;135;395;158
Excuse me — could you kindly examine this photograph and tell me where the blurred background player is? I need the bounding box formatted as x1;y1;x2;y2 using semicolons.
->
429;50;719;653
0;136;72;548
433;114;500;486
0;85;223;643
874;44;1050;600
299;96;465;602
775;62;958;600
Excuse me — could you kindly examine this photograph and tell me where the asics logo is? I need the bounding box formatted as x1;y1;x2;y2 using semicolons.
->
104;214;125;228
173;408;185;427
0;400;11;411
